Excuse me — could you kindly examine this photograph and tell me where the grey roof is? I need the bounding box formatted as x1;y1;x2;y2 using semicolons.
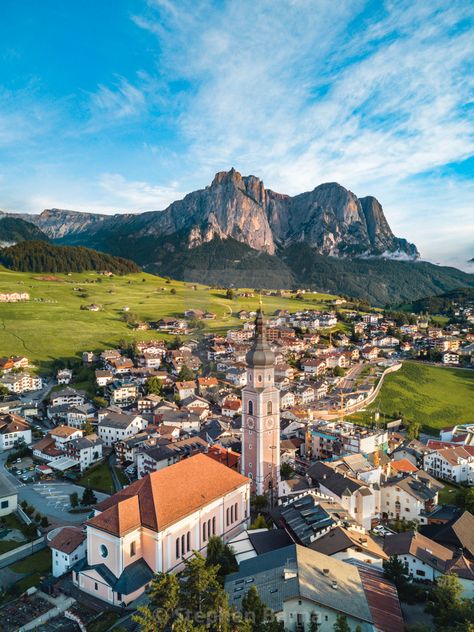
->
384;474;438;502
248;529;293;555
279;494;334;545
225;544;373;623
307;461;364;496
99;411;141;429
74;557;153;596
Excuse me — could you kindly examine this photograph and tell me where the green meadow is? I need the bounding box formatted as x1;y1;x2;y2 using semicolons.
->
0;266;336;371
368;361;474;434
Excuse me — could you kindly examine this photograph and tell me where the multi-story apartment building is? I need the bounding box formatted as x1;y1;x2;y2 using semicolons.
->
0;373;42;394
423;446;474;484
311;421;388;459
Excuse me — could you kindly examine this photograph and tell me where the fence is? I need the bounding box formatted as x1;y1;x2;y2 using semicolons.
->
0;536;46;569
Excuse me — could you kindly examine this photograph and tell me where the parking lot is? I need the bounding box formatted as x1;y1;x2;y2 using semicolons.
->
18;482;109;525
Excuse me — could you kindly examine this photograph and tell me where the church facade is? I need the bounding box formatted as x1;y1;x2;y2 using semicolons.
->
241;309;280;499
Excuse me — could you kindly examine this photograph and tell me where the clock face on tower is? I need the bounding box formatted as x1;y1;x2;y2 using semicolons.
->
265;417;274;429
247;417;255;430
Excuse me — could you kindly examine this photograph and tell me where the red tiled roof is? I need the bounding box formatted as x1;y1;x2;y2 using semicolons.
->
86;453;249;536
49;527;85;554
390;459;418;473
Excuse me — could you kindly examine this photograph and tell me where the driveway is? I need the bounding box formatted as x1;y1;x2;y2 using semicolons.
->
18;482;109;525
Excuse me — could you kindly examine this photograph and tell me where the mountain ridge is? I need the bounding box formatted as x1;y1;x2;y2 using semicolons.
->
5;169;419;260
2;170;473;305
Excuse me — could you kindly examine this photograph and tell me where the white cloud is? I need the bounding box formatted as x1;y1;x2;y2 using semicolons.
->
98;173;183;210
89;76;146;120
133;0;474;265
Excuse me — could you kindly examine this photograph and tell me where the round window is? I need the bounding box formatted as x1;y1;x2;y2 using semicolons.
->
99;544;108;558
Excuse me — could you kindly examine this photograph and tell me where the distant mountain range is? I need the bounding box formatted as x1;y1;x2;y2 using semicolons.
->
0;215;49;245
1;169;473;305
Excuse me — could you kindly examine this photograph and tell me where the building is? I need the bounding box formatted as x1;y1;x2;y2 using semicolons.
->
442;352;460;365
311;420;388;460
307;462;376;530
57;369;73;385
49;527;87;577
0;473;18;516
383;530;455;582
98;412;147;448
241;310;280;497
381;473;441;522
0;413;32;450
65;434;104;472
0;372;42;394
50;388;86;408
225;544;403;632
423;446;474;484
136;436;209;478
73;454;250;605
108;382;139;407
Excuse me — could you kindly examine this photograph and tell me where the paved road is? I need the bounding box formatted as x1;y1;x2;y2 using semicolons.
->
18;482;109;525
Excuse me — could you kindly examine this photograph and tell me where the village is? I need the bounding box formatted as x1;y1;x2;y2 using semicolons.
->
0;299;473;631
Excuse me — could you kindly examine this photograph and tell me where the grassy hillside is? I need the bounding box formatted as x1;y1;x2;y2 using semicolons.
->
0;266;336;370
368;361;474;434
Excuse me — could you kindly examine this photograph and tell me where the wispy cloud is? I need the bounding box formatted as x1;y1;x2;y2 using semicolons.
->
131;0;474;264
98;173;183;210
90;75;146;120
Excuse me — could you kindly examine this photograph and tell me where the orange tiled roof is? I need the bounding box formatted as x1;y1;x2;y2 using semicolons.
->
86;453;249;536
49;527;85;554
390;459;419;474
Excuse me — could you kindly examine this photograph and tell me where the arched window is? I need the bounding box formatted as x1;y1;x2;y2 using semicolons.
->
267;401;272;415
203;522;207;542
187;531;190;552
230;505;234;523
181;534;185;556
226;507;230;526
212;516;216;535
176;538;180;559
248;400;253;415
234;503;238;521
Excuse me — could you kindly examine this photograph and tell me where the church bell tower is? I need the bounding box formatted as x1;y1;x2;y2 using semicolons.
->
241;308;280;499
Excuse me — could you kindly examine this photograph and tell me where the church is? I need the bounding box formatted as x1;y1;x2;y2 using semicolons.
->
241;309;281;500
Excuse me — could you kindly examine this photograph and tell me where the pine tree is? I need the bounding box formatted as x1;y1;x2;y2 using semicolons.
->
70;492;79;508
383;555;409;591
81;487;97;506
333;614;351;632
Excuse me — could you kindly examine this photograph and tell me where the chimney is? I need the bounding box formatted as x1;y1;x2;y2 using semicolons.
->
332;581;338;590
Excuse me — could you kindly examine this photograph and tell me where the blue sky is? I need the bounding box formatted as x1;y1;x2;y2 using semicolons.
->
0;0;473;269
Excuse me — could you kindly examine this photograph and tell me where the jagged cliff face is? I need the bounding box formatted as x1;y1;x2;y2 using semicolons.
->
15;169;419;259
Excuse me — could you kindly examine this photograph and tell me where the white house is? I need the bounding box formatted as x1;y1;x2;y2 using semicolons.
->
108;383;139;407
0;373;42;394
384;531;453;582
57;369;73;385
423;446;474;485
66;434;104;472
381;473;440;522
225;544;403;632
0;413;32;450
50;388;86;408
49;527;87;577
98;412;147;448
